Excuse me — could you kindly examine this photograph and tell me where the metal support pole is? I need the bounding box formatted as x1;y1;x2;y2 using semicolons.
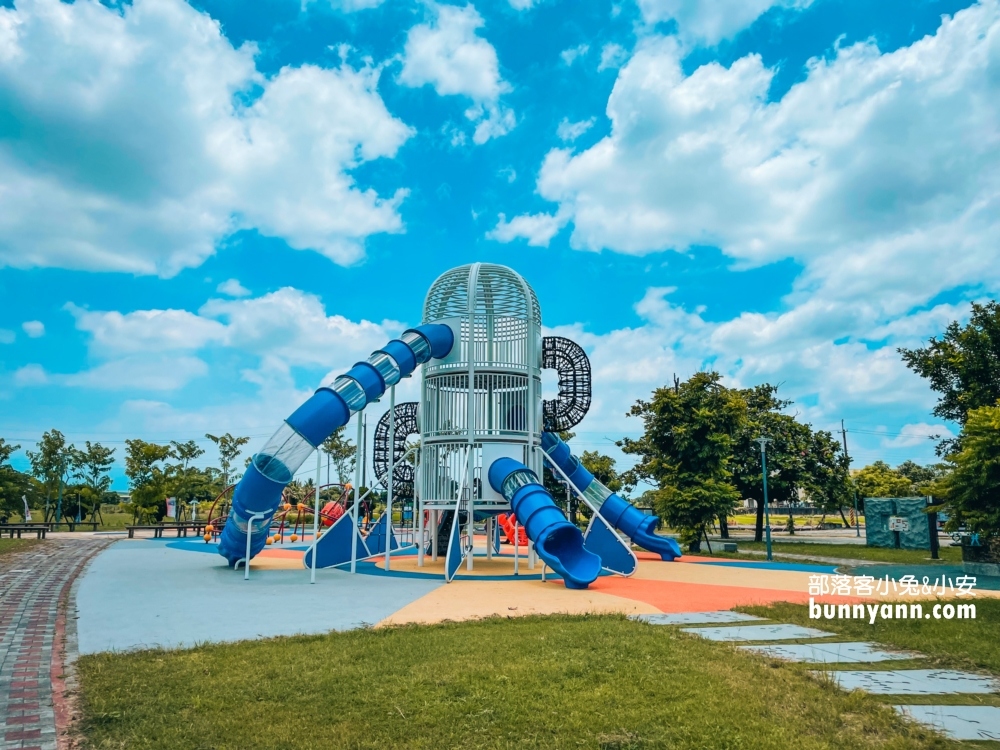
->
351;414;362;574
241;512;266;580
418;498;425;567
466;491;475;571
842;419;861;538
55;457;65;527
431;509;438;561
386;385;395;571
756;437;773;562
311;449;320;584
513;520;519;575
486;516;492;561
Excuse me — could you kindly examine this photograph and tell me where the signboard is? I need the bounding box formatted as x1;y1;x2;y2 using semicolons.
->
888;516;909;532
166;497;176;519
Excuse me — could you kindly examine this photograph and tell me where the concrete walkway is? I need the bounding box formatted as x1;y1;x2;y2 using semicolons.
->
0;538;111;750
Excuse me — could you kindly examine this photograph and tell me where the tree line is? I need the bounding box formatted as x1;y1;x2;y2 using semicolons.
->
0;426;359;524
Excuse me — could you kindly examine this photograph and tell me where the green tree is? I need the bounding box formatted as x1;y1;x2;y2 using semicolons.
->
321;427;356;486
896;460;949;495
0;438;24;519
936;402;1000;536
25;429;71;521
167;440;207;520
852;461;914;499
729;384;813;542
900;301;1000;453
580;450;623;493
620;372;744;550
205;433;250;487
69;441;116;522
800;430;853;524
124;439;172;523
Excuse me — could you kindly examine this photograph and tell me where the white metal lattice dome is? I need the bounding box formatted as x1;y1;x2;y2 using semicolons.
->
423;263;541;326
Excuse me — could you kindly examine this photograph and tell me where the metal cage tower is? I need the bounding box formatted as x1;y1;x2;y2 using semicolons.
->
417;263;543;566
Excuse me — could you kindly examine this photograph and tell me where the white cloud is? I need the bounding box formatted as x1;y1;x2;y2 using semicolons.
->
507;3;1000;369
21;320;44;338
882;423;955;449
498;166;517;183
636;0;812;45
304;0;385;11
560;44;589;66
598;43;628;71
199;287;400;368
547;287;944;465
0;0;413;277
0;329;14;344
557;117;596;142
65;286;399;371
64;356;209;391
398;3;515;143
217;279;251;297
507;0;538;9
536;10;1000;277
14;364;48;386
487;211;567;246
65;303;227;355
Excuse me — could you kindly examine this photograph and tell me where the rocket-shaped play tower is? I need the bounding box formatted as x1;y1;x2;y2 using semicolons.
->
217;262;680;588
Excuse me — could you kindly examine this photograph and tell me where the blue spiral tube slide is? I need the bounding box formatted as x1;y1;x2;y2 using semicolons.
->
217;324;454;566
488;458;602;589
541;431;682;561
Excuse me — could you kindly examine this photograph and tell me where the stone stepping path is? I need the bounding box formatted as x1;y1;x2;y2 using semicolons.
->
823;669;1000;695
741;642;914;664
681;623;833;641
630;611;763;625
0;538;111;750
638;609;999;742
894;705;1000;741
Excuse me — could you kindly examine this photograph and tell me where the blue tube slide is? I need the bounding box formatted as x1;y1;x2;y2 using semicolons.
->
541;431;682;561
217;324;454;566
487;458;601;589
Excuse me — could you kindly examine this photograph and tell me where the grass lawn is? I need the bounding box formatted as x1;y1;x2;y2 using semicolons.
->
0;538;43;557
728;513;849;528
76;615;954;750
741;598;1000;676
698;541;961;565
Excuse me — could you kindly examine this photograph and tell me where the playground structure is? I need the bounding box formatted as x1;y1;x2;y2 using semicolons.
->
215;263;681;588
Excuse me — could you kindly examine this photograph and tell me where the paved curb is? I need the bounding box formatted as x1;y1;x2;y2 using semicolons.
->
0;539;111;750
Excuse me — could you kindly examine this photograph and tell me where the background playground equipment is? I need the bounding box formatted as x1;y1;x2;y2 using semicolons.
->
218;263;683;589
497;513;528;546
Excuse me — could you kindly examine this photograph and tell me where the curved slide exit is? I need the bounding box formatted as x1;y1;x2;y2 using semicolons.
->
217;324;454;567
488;458;602;590
541;432;682;561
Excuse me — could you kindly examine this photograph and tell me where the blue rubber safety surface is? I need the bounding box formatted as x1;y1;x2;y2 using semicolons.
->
75;540;443;654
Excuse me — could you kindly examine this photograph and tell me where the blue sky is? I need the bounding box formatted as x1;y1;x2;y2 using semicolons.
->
1;0;998;488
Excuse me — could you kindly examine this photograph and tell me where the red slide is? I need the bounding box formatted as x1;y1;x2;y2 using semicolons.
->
497;513;529;547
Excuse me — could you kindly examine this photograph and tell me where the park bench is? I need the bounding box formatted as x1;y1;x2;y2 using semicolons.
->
0;524;48;539
48;521;100;532
126;522;208;539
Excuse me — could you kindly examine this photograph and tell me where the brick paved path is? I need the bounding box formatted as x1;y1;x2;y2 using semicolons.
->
0;539;112;750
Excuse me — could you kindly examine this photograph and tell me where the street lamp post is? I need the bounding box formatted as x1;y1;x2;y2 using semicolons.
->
756;437;773;562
